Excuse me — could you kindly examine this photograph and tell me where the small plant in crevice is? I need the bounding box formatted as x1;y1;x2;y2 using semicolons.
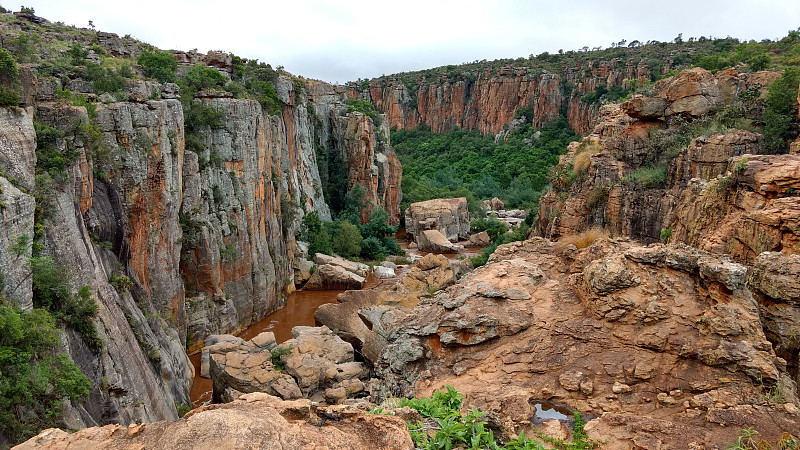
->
270;345;294;372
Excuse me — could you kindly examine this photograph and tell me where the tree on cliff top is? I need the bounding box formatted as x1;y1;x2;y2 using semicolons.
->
762;67;800;154
137;49;177;84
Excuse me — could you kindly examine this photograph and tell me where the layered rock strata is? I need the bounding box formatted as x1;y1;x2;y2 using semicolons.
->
375;237;800;447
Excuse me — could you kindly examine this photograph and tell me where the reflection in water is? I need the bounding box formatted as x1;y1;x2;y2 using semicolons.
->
529;399;573;424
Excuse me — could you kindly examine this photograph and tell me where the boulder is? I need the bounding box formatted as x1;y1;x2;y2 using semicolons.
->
417;229;463;254
303;264;365;290
210;350;302;401
313;253;370;277
621;95;667;120
466;231;491;248
401;254;457;292
15;393;414;450
374;266;396;279
658;67;725;117
405;198;470;242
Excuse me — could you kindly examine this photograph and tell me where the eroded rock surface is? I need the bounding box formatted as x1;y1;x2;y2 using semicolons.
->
405;198;469;242
15;393;414;450
375;237;800;448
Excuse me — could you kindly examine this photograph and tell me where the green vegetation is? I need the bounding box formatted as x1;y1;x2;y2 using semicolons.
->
270;345;294;372
29;257;102;352
137;49;177;83
333;221;362;258
725;427;798;450
0;47;22;106
394;386;596;450
229;55;284;115
393;117;579;213
175;402;192;418
620;165;666;188
762;67;800;154
297;186;401;262
0;305;92;444
346;99;381;124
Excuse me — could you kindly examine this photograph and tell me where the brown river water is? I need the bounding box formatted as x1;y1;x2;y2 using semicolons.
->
188;232;478;407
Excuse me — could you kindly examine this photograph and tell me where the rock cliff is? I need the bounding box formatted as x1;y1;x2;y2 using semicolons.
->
0;11;401;436
357;58;654;137
536;67;799;262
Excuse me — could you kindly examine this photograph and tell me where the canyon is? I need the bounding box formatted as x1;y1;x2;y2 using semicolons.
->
2;7;800;450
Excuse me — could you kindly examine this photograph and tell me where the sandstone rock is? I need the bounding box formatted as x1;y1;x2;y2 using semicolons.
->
621;95;667;120
313;253;370;277
658;67;725;117
374;266;396;279
401;254;456;292
382;260;398;270
417;229;463;254
15;393;414;450
405;198;470;242
0;177;35;310
540;420;569;441
210;350;302;401
378;237;796;448
303;264;365;290
466;231;491;248
0;107;37;191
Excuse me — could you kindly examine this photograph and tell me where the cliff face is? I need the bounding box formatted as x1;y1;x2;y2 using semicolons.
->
0;30;401;432
360;59;649;136
536;68;796;255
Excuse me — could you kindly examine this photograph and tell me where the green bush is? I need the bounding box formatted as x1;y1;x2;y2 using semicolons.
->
182;65;227;92
0;305;91;445
470;217;506;242
762;67;800;154
360;236;385;260
85;61;126;96
621;165;667;188
0;47;22;106
333;220;363;258
29;257;102;352
137;49;177;83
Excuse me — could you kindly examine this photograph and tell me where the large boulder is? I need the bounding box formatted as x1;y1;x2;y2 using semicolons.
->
15;393;414;450
657;67;725;117
303;264;365;290
313;253;370;276
466;231;491;248
405;198;469;242
400;254;457;292
417;229;463;254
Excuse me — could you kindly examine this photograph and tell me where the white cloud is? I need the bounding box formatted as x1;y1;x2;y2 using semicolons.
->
19;0;800;82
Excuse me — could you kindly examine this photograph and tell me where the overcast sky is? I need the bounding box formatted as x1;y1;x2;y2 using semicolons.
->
12;0;800;83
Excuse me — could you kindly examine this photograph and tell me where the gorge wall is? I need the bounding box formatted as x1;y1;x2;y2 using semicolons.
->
354;58;652;136
0;11;401;433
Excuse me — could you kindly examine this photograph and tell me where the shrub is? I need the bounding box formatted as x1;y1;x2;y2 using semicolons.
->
270;345;294;371
29;257;102;352
660;226;673;243
621;165;666;188
554;228;608;252
360;236;385;260
183;65;228;92
762;67;800;154
0;305;91;445
470;217;506;242
0;47;22;106
587;184;611;209
333;220;363;258
137;49;177;83
85;61;126;95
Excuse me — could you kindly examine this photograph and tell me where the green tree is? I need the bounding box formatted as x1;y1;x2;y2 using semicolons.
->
339;183;368;225
137;49;177;83
0;47;22;106
360;236;385;260
0;305;91;444
333;221;363;258
182;65;227;92
763;67;800;154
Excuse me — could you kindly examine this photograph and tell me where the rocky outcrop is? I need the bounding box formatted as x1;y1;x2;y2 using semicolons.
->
375;237;800;447
15;393;414;450
405;197;469;242
209;326;369;404
536;67;798;262
416;229;462;254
